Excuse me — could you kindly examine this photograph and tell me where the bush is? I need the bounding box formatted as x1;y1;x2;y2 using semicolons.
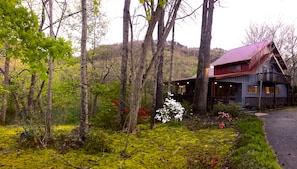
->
83;128;110;154
91;100;118;130
90;82;121;130
211;102;243;118
155;94;185;123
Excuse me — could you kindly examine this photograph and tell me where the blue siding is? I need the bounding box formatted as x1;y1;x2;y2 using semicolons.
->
216;73;288;107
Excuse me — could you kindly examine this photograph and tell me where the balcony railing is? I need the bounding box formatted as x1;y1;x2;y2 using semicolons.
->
258;72;291;84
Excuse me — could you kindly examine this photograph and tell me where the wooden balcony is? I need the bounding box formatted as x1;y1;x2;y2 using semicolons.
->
258;72;291;84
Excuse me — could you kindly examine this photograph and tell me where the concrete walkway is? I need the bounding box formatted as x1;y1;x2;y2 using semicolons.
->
259;109;297;169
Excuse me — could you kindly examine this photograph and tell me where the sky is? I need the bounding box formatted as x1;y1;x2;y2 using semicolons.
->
100;0;297;50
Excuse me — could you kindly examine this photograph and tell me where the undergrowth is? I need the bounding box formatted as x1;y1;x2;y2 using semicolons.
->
0;123;236;169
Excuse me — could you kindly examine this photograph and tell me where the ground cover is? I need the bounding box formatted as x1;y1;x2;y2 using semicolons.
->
0;123;236;169
227;117;281;169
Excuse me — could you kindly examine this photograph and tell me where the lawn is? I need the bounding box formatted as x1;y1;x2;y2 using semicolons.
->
0;123;237;169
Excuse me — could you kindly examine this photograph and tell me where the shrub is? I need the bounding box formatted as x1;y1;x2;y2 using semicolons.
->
83;128;110;154
155;93;185;123
211;102;243;118
91;99;118;130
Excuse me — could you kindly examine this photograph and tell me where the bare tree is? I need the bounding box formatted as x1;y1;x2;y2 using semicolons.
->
193;0;215;114
151;1;165;129
127;0;182;133
117;0;131;130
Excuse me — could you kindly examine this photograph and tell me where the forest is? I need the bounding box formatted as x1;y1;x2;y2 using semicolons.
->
0;0;296;168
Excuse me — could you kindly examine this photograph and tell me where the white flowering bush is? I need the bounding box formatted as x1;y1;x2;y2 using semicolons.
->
155;93;185;123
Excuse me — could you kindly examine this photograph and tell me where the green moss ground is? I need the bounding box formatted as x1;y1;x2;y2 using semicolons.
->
0;124;236;169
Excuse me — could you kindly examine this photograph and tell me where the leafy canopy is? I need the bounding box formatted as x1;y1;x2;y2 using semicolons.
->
0;0;72;78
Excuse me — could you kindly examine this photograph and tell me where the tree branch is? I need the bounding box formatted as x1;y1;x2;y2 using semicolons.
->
42;10;81;31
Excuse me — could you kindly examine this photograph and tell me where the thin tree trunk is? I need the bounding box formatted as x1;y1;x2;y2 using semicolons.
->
28;74;36;117
193;0;214;114
79;0;88;141
128;1;181;133
168;22;175;93
117;0;131;130
1;57;10;125
151;7;165;129
44;0;54;143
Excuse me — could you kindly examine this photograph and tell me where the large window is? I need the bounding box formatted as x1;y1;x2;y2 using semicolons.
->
265;86;279;94
248;85;258;94
229;65;241;72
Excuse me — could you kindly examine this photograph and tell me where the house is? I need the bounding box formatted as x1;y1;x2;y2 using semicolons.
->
172;40;291;108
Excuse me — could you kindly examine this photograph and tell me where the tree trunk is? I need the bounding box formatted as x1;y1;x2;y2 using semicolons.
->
117;0;131;130
151;7;165;129
168;22;175;93
44;0;54;143
1;57;10;125
193;0;214;114
79;0;88;141
27;74;36;118
127;0;181;133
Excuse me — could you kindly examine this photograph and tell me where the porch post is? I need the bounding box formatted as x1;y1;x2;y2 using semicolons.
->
273;84;276;107
259;74;263;109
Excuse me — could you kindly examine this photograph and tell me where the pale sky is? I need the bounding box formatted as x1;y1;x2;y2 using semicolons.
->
101;0;297;50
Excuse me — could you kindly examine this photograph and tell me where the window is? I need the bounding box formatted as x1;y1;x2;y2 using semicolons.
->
265;86;279;94
178;85;186;95
248;85;258;94
229;65;241;72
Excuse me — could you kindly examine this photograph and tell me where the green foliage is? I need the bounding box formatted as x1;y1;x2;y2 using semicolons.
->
228;117;281;169
158;0;167;7
0;124;237;168
90;82;121;129
83;128;110;154
91;99;118;130
0;0;72;79
211;102;243;118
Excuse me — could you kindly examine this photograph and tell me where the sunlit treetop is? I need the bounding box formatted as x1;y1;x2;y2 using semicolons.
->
0;0;72;78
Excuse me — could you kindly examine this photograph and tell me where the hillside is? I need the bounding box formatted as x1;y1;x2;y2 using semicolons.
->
89;41;226;83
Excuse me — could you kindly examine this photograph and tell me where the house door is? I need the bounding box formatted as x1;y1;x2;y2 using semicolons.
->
235;84;242;102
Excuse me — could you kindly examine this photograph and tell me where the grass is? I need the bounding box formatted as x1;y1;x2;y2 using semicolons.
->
0;116;282;169
0;124;236;169
227;116;281;169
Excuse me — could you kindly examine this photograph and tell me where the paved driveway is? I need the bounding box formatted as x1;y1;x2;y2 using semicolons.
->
260;109;297;169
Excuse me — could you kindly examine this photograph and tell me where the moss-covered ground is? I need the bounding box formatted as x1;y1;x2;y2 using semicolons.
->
0;124;237;169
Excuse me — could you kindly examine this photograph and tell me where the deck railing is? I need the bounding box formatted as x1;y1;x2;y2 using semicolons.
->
258;72;291;84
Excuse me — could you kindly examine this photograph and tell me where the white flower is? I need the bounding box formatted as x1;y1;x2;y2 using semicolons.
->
155;96;185;123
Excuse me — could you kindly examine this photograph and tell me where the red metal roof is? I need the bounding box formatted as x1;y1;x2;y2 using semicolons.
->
211;40;272;66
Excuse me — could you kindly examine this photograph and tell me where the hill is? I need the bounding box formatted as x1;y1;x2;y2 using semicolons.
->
88;41;226;83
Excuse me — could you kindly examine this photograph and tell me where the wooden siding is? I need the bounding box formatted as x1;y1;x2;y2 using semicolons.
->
245;97;287;107
214;62;249;75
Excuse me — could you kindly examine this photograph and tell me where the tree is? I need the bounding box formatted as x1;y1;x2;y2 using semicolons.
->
44;0;54;143
151;1;165;129
0;0;42;124
193;0;215;114
127;0;182;133
79;0;88;141
0;0;72;126
117;0;131;130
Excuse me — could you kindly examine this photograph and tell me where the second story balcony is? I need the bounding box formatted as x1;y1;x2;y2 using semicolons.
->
258;72;291;84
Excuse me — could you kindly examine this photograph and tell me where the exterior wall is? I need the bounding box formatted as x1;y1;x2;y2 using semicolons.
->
214;62;249;75
218;74;288;107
